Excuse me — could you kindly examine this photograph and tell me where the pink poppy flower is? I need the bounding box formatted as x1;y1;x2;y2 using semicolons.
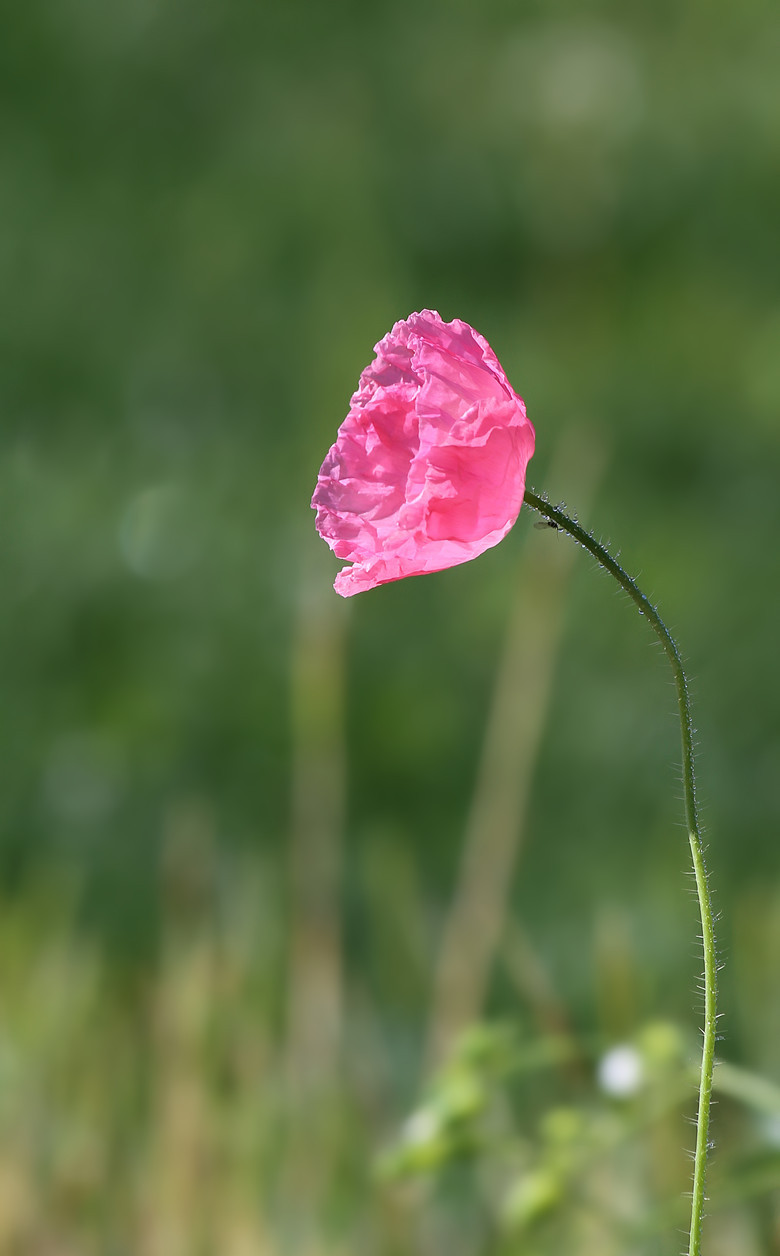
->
311;310;535;597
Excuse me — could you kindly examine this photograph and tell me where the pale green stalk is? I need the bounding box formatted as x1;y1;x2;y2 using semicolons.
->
524;487;717;1256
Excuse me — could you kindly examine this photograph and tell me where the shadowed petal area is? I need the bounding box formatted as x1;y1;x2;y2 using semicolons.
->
312;311;535;596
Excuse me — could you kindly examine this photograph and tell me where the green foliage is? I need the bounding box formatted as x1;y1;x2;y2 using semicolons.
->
381;1022;780;1254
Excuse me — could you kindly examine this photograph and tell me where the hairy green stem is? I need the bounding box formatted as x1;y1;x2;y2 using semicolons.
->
524;487;717;1256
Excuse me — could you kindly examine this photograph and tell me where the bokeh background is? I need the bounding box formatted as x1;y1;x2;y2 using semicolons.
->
2;0;779;1252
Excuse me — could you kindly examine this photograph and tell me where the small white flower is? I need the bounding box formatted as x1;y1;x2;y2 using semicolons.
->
597;1044;644;1097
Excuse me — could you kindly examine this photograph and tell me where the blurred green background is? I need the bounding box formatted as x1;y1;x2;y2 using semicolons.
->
2;0;779;1251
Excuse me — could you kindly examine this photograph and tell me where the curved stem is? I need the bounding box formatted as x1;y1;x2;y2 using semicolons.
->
524;487;716;1256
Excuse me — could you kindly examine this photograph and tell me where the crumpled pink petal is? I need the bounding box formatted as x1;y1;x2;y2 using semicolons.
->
311;310;535;596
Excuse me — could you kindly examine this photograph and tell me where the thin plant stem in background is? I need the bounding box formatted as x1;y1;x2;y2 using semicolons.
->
427;428;605;1067
523;487;717;1256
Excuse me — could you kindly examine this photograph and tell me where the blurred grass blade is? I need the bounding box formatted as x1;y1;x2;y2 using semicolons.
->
427;426;607;1065
282;551;348;1224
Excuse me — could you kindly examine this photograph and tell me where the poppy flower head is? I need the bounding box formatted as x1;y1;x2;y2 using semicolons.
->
312;310;535;596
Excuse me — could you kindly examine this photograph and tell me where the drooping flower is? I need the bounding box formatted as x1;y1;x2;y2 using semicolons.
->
311;310;535;597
